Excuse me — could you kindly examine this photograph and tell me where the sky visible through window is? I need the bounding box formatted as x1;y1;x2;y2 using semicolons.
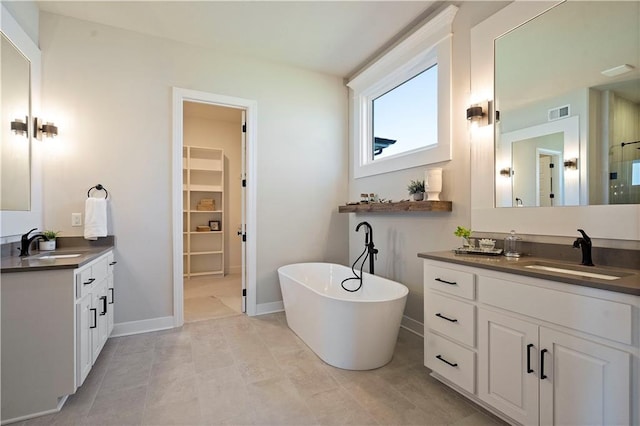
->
372;64;438;160
632;160;640;186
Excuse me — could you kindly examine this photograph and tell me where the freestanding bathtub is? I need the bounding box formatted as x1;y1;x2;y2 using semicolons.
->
278;262;408;370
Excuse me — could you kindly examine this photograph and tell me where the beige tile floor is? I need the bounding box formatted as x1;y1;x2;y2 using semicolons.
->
184;274;243;323
19;313;506;426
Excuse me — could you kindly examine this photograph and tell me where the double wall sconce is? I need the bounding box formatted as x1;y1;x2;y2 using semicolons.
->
500;167;513;177
9;116;58;139
563;158;578;170
466;100;490;126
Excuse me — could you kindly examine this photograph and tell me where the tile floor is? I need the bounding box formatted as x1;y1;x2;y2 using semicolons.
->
184;274;243;323
19;313;506;426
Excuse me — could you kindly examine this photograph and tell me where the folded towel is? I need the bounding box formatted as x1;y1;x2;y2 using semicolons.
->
84;198;107;240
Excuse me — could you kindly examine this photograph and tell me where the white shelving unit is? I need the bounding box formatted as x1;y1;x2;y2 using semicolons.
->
183;146;225;277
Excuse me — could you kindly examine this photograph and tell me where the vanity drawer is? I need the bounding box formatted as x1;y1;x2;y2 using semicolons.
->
426;333;475;394
426;292;475;347
425;264;475;300
478;276;633;345
76;255;109;298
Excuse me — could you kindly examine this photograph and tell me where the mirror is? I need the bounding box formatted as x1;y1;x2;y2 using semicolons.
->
1;32;31;211
494;1;640;207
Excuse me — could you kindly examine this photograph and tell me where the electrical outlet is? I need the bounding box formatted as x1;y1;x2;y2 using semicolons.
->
72;213;82;227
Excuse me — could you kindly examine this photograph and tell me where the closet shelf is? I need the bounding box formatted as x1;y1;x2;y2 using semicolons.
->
338;200;452;213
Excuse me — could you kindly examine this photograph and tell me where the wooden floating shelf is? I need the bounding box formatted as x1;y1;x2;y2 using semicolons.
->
338;200;452;213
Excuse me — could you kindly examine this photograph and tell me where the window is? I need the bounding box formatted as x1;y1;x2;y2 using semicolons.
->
348;5;457;178
632;160;640;186
372;65;438;160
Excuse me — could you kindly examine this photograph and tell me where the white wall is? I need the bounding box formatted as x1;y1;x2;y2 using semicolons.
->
39;12;348;324
184;111;243;273
347;2;509;326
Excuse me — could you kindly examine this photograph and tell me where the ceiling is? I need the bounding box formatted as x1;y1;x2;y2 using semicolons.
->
37;1;437;78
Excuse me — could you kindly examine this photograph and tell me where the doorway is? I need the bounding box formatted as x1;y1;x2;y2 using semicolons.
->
182;102;243;322
172;88;258;326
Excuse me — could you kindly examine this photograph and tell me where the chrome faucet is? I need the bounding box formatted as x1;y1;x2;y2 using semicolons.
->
355;221;378;274
572;229;594;266
19;228;46;257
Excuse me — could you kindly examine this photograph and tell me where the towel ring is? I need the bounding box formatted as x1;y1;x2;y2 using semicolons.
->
88;184;109;199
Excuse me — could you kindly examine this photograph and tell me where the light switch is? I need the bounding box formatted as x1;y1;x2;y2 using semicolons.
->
72;213;82;227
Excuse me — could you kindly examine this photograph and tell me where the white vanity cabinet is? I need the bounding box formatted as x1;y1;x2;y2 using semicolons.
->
423;258;639;426
75;252;113;387
1;249;115;423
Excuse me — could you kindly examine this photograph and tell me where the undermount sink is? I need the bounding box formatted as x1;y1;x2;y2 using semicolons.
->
518;261;633;281
35;253;82;260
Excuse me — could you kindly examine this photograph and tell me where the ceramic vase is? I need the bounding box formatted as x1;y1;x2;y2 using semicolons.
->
39;240;56;251
425;168;443;201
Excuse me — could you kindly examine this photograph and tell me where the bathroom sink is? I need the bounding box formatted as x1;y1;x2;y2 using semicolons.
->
517;261;633;281
35;253;82;260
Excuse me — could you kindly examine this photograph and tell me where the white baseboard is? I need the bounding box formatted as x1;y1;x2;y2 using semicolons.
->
255;301;284;316
111;316;175;337
0;395;68;425
401;315;424;337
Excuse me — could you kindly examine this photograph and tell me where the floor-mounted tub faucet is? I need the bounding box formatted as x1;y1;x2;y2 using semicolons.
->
356;221;378;274
572;229;594;266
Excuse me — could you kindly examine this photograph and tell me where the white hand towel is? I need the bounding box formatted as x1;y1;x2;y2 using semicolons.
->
84;198;107;240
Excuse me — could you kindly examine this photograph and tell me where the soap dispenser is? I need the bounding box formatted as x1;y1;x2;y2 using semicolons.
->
504;230;521;258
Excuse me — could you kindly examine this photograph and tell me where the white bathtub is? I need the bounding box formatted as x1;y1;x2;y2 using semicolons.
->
278;262;408;370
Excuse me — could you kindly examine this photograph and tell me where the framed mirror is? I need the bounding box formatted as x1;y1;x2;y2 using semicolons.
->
1;5;42;240
494;1;640;208
1;32;31;211
470;1;640;240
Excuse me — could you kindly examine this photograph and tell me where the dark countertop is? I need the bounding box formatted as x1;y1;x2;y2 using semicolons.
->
418;251;640;296
2;245;114;273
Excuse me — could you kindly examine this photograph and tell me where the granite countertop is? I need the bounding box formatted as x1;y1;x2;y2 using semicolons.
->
1;237;114;273
418;251;640;296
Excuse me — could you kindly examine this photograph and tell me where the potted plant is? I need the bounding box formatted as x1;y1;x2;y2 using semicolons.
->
40;230;60;251
454;226;474;248
407;179;425;201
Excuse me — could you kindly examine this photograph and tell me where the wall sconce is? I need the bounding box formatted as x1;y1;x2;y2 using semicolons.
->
563;158;578;170
10;116;29;137
33;117;58;140
500;167;513;177
466;100;489;126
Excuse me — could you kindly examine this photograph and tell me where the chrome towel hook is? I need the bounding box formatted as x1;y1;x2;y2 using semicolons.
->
87;184;109;199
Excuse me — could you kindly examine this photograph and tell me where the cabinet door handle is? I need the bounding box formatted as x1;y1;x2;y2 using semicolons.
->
100;296;107;315
435;313;458;323
109;261;117;266
90;308;97;329
109;287;114;304
436;354;458;367
434;278;457;286
83;278;96;286
540;349;548;379
526;343;534;374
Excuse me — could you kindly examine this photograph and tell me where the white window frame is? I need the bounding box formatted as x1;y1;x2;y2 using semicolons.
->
348;5;457;179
